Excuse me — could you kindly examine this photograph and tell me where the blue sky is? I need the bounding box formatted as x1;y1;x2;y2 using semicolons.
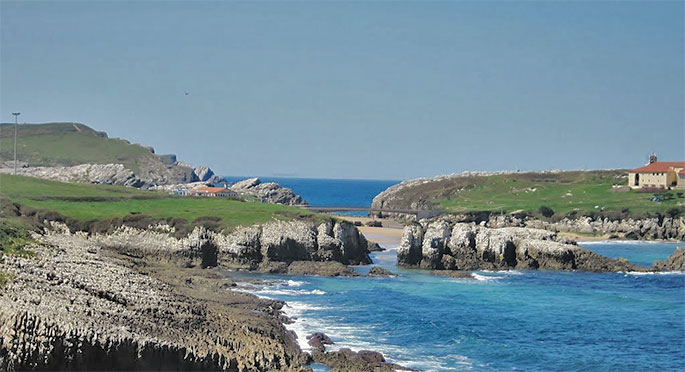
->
1;1;683;180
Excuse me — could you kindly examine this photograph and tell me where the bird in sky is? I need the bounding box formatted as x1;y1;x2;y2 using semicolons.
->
184;91;190;96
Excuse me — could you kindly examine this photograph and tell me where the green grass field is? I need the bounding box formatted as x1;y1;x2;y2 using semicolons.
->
0;174;315;232
430;171;684;218
0;123;155;173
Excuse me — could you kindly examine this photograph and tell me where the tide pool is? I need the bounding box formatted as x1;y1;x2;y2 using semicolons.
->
231;241;684;372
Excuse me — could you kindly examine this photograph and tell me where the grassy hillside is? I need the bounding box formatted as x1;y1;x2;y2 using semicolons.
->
379;171;684;219
0;174;315;233
0;123;164;174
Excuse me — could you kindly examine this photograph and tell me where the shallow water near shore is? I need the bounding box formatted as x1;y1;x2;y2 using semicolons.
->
231;241;684;372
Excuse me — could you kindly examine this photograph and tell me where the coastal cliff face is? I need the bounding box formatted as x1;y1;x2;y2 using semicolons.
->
0;162;212;189
397;218;642;272
88;219;371;270
488;215;685;241
0;231;308;371
0;163;149;187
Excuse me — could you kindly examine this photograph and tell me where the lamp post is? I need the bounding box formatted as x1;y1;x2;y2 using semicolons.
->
12;112;20;174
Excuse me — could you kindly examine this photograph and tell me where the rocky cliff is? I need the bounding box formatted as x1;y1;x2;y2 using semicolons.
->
89;218;371;270
0;230;309;371
487;214;685;241
230;178;307;206
0;162;224;189
397;218;644;272
0;163;149;187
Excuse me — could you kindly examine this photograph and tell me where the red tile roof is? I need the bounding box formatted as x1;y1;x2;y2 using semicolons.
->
193;186;228;193
631;162;685;173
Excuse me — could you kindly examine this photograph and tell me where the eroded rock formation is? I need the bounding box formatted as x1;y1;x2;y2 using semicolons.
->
0;232;308;371
88;219;372;270
398;219;643;272
230;178;307;206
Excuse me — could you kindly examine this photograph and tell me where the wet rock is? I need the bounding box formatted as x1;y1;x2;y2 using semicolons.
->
307;332;333;352
367;242;385;252
652;248;685;271
431;270;474;279
287;261;359;277
366;266;397;277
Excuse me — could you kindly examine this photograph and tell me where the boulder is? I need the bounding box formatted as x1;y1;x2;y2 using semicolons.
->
365;266;397;277
230;178;308;206
307;332;333;352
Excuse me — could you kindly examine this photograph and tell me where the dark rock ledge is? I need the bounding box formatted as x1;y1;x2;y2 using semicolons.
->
305;332;417;372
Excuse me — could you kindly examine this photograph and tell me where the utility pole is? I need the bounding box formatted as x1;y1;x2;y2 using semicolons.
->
12;112;20;175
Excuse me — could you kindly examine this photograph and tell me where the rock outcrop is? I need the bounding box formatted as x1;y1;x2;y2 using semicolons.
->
192;166;223;184
89;219;372;270
366;266;397;277
652;248;685;271
312;348;414;372
0;231;308;371
231;178;307;206
0;163;148;188
398;218;642;272
488;214;685;241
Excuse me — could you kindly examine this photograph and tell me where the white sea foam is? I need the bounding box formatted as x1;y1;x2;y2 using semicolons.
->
472;273;503;282
623;271;685;276
285;279;307;287
579;240;683;245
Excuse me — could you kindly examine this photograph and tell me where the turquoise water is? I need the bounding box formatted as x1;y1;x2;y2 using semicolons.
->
233;241;684;372
226;178;684;371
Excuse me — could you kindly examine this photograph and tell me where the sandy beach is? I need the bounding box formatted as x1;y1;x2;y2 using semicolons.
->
335;215;404;246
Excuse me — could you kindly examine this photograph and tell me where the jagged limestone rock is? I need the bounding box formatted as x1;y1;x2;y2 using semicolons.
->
230;178;307;206
397;219;645;273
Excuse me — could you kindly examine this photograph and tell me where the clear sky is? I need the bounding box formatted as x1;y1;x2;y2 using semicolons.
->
1;1;683;180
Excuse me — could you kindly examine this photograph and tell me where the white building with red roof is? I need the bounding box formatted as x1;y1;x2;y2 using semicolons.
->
627;154;685;190
190;186;238;198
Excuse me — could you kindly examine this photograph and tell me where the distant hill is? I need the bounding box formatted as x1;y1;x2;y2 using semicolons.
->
0;122;194;185
372;170;685;219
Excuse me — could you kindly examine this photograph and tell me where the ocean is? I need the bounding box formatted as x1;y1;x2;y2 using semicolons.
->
225;177;399;214
226;178;685;371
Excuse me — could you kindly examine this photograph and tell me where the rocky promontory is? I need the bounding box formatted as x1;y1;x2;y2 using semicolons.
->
0;230;308;371
0;215;376;371
88;218;371;271
230;178;307;206
397;218;643;272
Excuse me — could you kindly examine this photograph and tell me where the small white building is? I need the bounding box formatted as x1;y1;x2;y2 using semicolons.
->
627;154;685;190
190;186;238;198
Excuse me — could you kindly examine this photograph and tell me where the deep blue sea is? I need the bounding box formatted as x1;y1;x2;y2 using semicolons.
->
226;178;685;372
225;177;398;215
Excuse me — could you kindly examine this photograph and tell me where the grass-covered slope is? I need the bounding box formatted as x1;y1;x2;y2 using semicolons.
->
0;174;315;233
0;123;160;173
374;170;684;219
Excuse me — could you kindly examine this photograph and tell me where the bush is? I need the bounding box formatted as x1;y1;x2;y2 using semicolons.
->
538;206;555;218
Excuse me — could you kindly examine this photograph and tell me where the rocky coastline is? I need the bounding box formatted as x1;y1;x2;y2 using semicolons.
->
397;217;683;272
0;230;308;371
0;217;387;371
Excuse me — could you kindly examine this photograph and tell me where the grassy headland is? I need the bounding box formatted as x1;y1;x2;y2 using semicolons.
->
0;174;315;234
0;123;159;173
376;170;684;219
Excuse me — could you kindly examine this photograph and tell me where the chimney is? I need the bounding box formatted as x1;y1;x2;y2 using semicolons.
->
648;153;657;164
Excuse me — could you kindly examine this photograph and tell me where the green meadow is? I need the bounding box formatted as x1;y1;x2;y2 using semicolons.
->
0;174;315;232
434;171;684;218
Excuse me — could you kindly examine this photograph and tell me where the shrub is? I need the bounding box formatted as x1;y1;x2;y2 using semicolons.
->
538;206;555;218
